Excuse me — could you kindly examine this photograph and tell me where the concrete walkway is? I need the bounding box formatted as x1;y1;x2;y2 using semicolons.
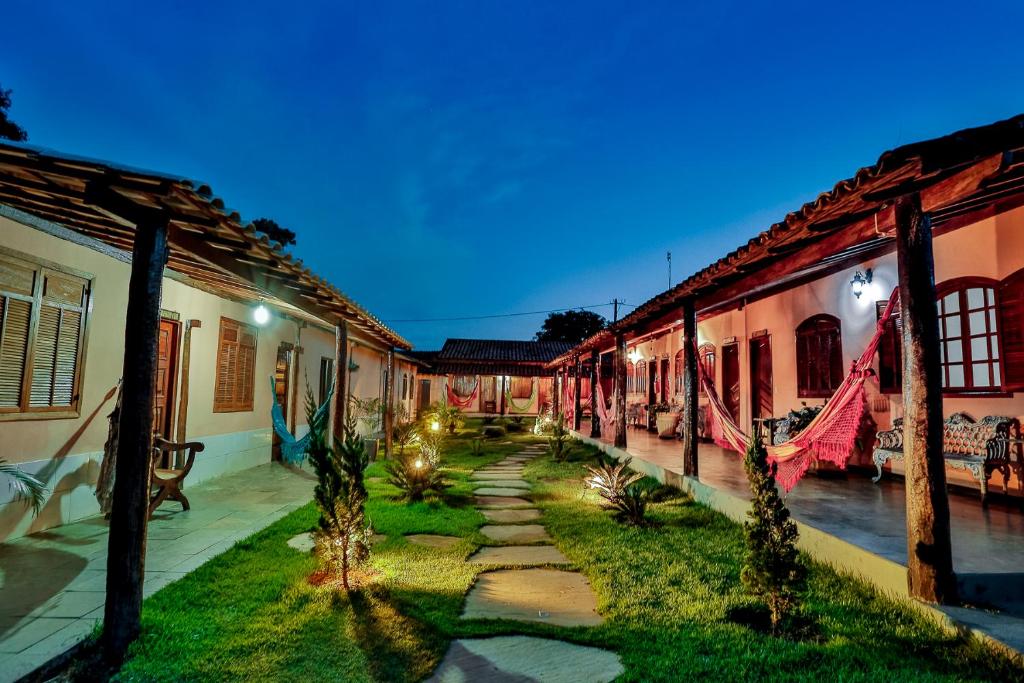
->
430;444;624;682
0;463;315;682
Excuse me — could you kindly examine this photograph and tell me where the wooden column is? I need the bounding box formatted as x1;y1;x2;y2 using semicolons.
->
614;333;627;448
681;298;699;478
499;375;507;415
647;356;658;432
552;369;561;416
103;219;168;663
332;321;349;441
895;192;956;604
289;323;303;432
384;350;395;457
174;319;201;445
589;349;601;438
573;356;582;431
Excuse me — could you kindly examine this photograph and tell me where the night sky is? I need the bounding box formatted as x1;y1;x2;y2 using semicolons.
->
4;1;1024;348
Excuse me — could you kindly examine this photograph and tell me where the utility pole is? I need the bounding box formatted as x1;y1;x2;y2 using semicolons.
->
612;298;620;323
667;251;672;289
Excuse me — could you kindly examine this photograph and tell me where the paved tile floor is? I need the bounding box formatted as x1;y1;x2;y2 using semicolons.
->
0;463;315;682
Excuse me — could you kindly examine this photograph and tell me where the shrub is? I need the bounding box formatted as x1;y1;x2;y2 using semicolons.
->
505;420;525;433
483;425;506;439
742;430;806;633
385;453;448;502
415;423;445;468
583;456;649;526
305;388;371;591
470;438;484;457
548;413;570;461
424;403;465;434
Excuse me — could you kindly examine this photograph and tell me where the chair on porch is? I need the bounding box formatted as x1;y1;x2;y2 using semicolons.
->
149;437;205;517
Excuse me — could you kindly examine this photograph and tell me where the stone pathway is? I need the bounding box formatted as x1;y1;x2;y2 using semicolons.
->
431;445;623;682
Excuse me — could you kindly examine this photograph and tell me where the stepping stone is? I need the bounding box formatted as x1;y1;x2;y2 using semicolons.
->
429;636;623;683
406;534;461;549
468;545;569;565
480;467;524;473
462;568;602;626
288;532;386;552
474;487;530;498
479;524;550;544
471;479;529;489
475;496;532;508
482;508;542;523
473;472;527;481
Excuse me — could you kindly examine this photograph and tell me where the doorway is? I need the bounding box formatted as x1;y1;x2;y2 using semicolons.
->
722;342;740;424
482;376;498;413
154;318;180;439
272;343;294;461
417;379;431;415
749;335;773;424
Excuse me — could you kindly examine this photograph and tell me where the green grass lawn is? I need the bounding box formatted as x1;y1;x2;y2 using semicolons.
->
106;425;1022;682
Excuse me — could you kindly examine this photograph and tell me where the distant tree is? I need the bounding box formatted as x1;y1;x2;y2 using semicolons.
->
535;310;606;345
250;217;297;246
0;85;28;141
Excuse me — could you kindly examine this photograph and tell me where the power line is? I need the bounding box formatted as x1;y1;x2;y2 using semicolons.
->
385;301;633;324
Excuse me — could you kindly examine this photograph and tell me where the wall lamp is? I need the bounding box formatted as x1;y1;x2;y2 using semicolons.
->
850;269;872;299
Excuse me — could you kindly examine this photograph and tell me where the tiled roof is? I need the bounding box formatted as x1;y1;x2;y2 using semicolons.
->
437;339;574;363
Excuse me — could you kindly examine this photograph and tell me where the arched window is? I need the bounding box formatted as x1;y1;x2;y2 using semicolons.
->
452;374;476;397
698;343;716;395
796;315;843;398
626;361;635;393
636;360;648;395
401;373;409;400
936;278;1003;391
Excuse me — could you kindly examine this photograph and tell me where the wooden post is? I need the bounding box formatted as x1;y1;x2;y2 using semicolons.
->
103;219;168;663
384;350;395;457
681;298;699;478
552;370;561;416
573;356;582;431
289;323;303;433
614;333;627;448
499;375;506;415
332;321;349;441
175;319;201;446
895;192;957;604
589;349;601;438
647;355;658;432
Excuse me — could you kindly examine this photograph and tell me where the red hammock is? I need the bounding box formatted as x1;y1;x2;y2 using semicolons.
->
561;380;592;424
700;288;900;491
594;381;617;435
446;379;479;409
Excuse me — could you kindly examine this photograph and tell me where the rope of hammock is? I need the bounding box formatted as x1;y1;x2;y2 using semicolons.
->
445;377;479;408
505;380;538;413
699;287;900;491
561;379;593;423
271;376;334;464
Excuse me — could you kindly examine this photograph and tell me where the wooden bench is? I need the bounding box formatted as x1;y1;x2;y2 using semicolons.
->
149;437;205;517
872;412;1020;505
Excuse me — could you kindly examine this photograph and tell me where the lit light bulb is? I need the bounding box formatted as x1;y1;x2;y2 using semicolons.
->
414;459;424;469
430;420;440;432
253;303;270;325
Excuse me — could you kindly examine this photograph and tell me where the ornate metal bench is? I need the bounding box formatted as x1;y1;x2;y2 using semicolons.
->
872;412;1020;505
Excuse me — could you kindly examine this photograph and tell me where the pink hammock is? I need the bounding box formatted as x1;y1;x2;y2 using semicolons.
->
561;381;592;424
594;381;618;435
700;288;900;491
446;378;479;409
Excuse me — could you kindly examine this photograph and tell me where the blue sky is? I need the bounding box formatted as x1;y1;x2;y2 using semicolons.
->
3;1;1024;348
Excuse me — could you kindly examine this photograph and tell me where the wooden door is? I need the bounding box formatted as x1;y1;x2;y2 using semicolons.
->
272;344;292;461
153;319;179;439
749;335;773;422
417;379;431;414
660;358;670;403
722;343;740;424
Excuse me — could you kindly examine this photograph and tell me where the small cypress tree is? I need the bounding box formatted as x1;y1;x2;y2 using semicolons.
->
305;388;371;591
549;412;569;461
741;429;806;633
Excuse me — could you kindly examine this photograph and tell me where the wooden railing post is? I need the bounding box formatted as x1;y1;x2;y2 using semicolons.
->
681;298;699;478
895;192;956;604
614;333;628;448
103;219;168;663
573;356;582;431
589;349;601;438
332;320;349;442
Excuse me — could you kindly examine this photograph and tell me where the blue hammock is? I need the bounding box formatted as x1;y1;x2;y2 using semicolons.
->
271;376;333;464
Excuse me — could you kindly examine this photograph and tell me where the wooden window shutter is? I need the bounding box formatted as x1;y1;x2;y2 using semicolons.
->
1000;268;1024;391
214;317;257;412
876;301;902;394
0;296;32;408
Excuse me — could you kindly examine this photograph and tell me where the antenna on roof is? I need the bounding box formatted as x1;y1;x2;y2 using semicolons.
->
667;251;672;289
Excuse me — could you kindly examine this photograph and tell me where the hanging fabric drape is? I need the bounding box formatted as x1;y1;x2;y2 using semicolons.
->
506;379;538;413
445;377;479;408
271;376;334;464
700;288;900;491
595;380;618;435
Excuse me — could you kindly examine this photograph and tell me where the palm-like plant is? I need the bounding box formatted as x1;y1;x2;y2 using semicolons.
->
1;459;46;514
385;454;448;502
583;456;649;526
